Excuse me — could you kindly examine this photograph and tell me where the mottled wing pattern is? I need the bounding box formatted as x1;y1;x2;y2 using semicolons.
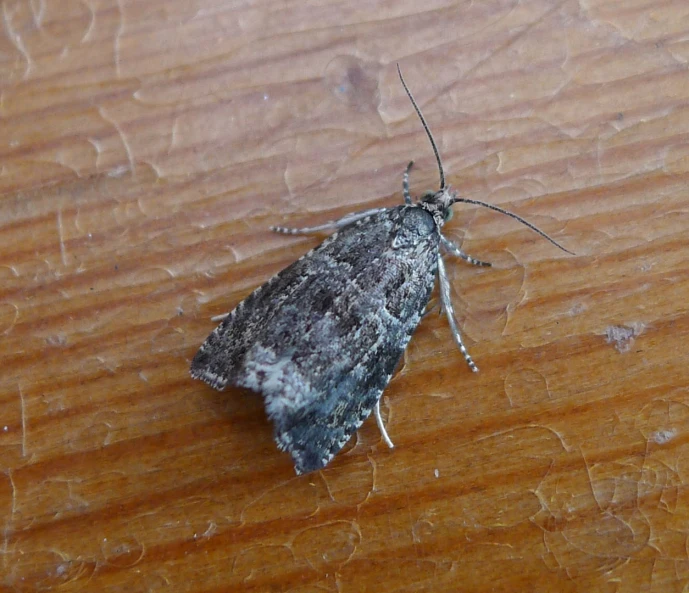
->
191;206;440;474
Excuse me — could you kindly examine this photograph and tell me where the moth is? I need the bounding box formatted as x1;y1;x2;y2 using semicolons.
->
190;65;572;474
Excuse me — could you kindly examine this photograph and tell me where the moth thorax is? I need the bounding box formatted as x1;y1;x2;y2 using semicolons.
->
393;207;436;248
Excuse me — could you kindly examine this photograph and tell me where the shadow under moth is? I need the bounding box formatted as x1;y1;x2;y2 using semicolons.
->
190;65;572;475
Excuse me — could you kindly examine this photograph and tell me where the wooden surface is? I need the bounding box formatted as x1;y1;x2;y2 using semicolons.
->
2;1;689;591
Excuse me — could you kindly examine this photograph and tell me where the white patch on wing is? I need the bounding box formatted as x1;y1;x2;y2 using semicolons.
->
239;344;312;420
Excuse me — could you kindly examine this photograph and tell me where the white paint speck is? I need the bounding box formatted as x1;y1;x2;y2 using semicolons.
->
651;429;676;444
605;322;645;353
107;165;129;178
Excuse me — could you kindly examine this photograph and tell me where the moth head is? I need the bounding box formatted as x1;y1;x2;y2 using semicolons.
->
419;186;457;225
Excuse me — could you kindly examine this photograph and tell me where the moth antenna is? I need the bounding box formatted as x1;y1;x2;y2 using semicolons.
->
452;197;575;255
397;64;445;190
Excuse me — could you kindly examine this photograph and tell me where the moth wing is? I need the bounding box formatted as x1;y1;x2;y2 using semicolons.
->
191;206;440;473
271;324;410;474
189;225;352;391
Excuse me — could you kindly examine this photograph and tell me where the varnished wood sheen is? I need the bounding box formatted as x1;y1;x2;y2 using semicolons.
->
2;1;689;591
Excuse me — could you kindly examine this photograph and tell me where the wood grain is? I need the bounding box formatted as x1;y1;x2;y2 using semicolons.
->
2;0;689;591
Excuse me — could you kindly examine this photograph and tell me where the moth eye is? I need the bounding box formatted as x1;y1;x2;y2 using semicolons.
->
444;208;453;222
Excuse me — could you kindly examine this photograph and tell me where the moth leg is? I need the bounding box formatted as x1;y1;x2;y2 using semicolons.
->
440;235;492;267
403;160;414;205
437;254;479;372
271;207;388;236
374;399;395;448
210;312;229;322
